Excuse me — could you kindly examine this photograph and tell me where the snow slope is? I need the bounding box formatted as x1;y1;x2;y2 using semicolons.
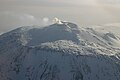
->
0;22;120;80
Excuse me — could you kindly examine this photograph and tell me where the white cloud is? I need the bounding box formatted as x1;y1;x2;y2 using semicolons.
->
0;11;51;33
42;17;50;25
19;14;36;21
96;0;120;6
0;11;39;24
101;0;120;4
0;0;101;7
1;0;120;7
43;17;49;22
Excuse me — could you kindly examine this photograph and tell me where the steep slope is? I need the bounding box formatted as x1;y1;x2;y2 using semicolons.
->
87;23;120;47
0;22;120;80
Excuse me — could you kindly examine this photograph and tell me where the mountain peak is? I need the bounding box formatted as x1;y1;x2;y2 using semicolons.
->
24;22;80;46
0;22;80;46
0;22;120;80
1;22;120;48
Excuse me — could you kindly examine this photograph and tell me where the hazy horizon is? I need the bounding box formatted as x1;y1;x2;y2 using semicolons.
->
0;0;120;33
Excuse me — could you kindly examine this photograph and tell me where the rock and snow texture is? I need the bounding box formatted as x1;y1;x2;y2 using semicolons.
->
0;22;120;80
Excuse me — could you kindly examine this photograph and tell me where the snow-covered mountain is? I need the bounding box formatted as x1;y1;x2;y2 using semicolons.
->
0;22;120;80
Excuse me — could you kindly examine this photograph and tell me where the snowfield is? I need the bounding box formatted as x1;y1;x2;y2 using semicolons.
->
0;22;120;80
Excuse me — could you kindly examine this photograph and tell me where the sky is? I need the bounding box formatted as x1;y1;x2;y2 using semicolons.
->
0;0;120;33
